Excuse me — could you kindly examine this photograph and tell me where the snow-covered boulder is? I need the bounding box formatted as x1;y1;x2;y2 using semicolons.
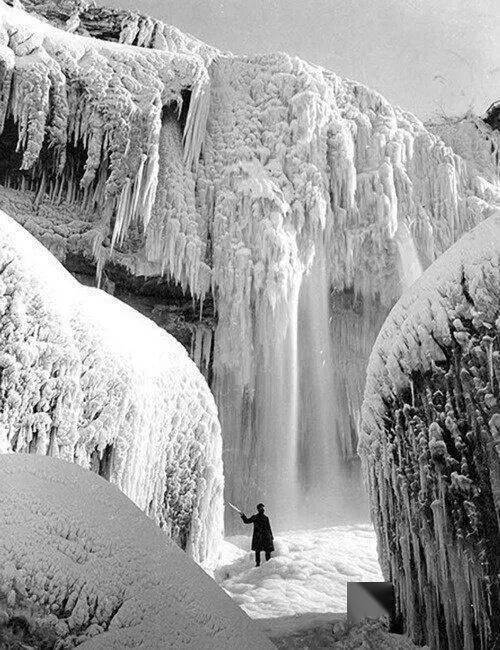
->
359;213;500;650
0;453;272;649
0;210;223;566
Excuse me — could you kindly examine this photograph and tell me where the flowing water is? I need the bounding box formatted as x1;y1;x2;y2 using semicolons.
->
219;241;371;531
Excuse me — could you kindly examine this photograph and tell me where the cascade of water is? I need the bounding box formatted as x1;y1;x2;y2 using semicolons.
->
295;243;369;527
220;241;371;531
253;277;301;530
217;271;302;532
395;222;424;292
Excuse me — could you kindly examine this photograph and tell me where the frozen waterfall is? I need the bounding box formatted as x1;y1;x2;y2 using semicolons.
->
217;240;370;531
297;246;371;527
0;1;498;537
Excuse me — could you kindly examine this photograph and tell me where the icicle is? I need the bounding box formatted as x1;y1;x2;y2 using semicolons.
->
0;39;14;134
136;16;155;48
183;70;211;170
33;172;46;209
119;13;140;44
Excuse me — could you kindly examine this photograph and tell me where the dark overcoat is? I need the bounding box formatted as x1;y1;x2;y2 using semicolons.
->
241;512;274;551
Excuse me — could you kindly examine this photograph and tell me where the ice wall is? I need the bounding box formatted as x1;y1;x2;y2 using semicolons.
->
201;55;498;525
0;2;498;529
0;210;223;567
0;454;272;649
359;214;500;649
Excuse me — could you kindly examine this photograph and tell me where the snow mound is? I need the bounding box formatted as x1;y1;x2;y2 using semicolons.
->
0;453;272;649
216;525;382;619
0;210;223;566
360;213;500;650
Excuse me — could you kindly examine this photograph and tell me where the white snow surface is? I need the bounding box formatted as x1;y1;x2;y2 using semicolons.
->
0;210;223;567
0;453;272;649
215;525;383;619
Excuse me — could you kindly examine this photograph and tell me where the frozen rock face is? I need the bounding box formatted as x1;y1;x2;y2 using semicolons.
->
0;1;499;528
427;113;500;188
0;453;272;649
0;210;223;567
359;214;500;650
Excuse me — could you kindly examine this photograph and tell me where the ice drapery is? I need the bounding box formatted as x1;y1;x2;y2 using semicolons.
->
0;3;211;286
0;210;223;567
359;214;500;650
0;2;499;528
0;454;272;649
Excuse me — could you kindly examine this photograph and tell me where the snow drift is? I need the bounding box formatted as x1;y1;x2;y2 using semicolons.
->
0;453;272;649
0;210;223;566
359;213;500;649
0;1;499;527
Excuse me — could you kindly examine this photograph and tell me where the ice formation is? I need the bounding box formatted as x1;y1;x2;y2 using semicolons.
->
359;214;500;649
0;210;223;566
0;453;272;649
0;1;499;528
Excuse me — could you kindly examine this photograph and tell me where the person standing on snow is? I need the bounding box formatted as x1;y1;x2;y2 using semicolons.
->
240;503;274;566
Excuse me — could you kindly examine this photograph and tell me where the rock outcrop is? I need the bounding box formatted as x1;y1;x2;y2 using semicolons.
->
0;210;223;566
360;214;500;649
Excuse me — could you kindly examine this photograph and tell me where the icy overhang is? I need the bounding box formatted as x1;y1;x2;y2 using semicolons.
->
0;1;210;230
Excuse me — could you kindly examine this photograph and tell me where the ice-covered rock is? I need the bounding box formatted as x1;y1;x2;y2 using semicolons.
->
0;210;223;567
0;453;272;649
359;213;500;649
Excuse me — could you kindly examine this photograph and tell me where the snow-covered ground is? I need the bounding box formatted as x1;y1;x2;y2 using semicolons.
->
215;524;383;619
0;454;272;649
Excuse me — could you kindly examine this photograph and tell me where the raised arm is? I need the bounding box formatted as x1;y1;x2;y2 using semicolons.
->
240;513;255;524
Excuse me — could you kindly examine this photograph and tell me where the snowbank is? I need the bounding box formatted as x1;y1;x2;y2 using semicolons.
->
0;453;272;649
0;210;223;566
216;525;382;618
360;213;500;649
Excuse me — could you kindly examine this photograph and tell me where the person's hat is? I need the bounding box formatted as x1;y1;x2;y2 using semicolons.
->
257;503;265;509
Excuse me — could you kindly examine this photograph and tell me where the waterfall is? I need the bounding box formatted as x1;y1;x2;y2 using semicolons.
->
395;222;423;292
295;243;369;527
220;241;370;531
217;271;302;531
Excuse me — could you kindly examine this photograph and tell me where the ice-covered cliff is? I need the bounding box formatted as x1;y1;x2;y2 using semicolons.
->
0;0;498;526
359;213;500;649
0;210;223;566
0;453;272;649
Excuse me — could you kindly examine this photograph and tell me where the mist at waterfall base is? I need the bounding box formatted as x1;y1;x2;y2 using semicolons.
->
223;247;370;533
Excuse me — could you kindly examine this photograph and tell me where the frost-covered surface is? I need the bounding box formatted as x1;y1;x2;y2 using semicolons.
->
0;2;211;279
0;1;499;527
427;113;500;190
0;453;272;649
0;210;223;566
359;213;500;649
215;525;382;618
261;615;427;649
